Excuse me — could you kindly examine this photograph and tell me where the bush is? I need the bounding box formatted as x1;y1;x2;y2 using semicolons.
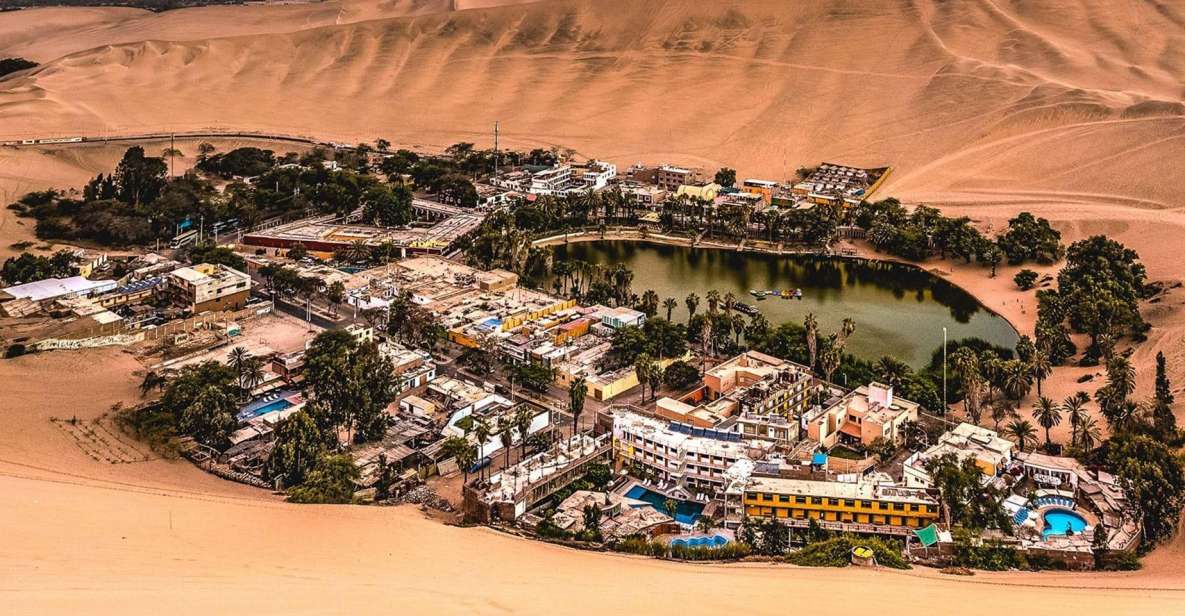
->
114;403;180;458
785;535;909;569
1014;269;1039;290
4;343;27;358
1096;551;1142;571
611;536;752;561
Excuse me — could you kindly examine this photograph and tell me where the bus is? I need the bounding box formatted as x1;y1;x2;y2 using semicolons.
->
170;229;199;249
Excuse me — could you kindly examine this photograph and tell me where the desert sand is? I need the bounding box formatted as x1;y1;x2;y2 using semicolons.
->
2;348;1184;614
1;0;1184;610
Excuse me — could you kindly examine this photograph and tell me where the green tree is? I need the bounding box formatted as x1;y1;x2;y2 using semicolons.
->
1013;269;1039;290
663;297;678;321
1106;435;1185;547
443;435;479;486
264;410;324;488
1007;419;1037;452
1031;396;1062;451
177;385;237;449
684;293;700;323
635;353;655;401
714;167;736;187
286;454;360;504
1152;351;1177;438
303;330;396;443
569;376;588;436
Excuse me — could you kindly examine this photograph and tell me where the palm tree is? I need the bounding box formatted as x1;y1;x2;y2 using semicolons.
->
497;416;514;469
139;370;167;397
1007;419;1038;452
875;356;910;388
227;346;250;396
1003;359;1033;402
663;297;678;321
839;318;856;345
1031;348;1052;397
731;313;747;346
513;406;534;462
1062;391;1090;445
472;417;492;480
640;289;660;318
684;293;700;323
569;377;588;437
950;347;982;423
1075;415;1102;451
1031;396;1062;450
242;357;266;396
990;403;1011;431
820;339;842;385
722;291;737;316
635;353;655;401
706;289;721;313
803;313;818;372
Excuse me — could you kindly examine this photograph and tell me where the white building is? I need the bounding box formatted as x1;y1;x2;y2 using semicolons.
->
903;423;1015;488
612;409;773;495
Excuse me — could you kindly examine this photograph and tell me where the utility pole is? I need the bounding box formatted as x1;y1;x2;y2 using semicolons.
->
169;133;175;178
493;121;500;178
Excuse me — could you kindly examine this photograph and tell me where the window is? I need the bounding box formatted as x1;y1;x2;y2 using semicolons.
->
860;500;872;509
778;494;789;503
795;495;807;504
844;499;855;508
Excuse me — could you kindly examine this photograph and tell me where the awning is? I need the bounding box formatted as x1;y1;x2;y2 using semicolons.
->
839;422;863;438
913;524;940;548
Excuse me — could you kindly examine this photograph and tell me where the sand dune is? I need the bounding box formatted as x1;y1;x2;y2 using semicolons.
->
1;1;1185;608
1;348;1183;614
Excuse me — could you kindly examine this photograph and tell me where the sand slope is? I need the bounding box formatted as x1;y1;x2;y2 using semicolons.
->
1;2;1184;607
1;350;1183;615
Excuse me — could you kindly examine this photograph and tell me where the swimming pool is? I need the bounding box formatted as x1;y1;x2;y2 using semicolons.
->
670;535;729;549
1042;509;1087;538
236;397;295;421
624;486;704;525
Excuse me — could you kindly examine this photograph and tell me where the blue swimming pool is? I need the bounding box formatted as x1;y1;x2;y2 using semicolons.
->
236;396;295;421
671;535;728;549
1042;509;1087;538
624;486;704;525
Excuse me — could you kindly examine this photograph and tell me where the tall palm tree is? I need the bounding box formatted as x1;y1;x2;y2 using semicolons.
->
839;318;856;345
706;289;721;313
684;293;700;323
1031;396;1062;450
875;356;911;388
569;377;588;437
227;346;250;395
473;417;492;480
1062;391;1090;445
1075;415;1102;452
803;313;819;372
1003;359;1033;402
722;291;737;316
513;406;534;462
1007;419;1038;452
950;347;982;423
662;297;678;321
497;416;514;469
242;357;266;396
1031;348;1053;397
731;313;747;346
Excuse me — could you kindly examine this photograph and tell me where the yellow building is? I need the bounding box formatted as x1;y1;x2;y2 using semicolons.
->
743;476;938;531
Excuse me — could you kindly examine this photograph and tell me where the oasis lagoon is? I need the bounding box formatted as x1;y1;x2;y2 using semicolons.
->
551;241;1018;368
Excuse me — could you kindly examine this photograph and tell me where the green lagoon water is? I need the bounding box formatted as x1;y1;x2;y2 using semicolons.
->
551;241;1018;368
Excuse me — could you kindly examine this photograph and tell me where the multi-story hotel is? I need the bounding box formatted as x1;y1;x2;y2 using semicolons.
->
742;476;939;533
611;410;774;494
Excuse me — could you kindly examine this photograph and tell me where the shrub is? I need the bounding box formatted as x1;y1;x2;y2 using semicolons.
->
4;343;27;358
1014;269;1039;290
1096;551;1142;571
612;536;751;561
786;535;909;570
